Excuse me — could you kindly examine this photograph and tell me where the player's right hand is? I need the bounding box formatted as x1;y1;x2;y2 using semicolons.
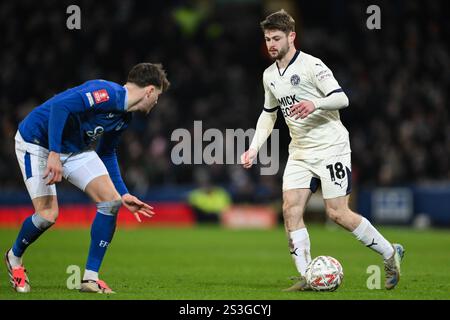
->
121;194;155;222
43;151;63;185
241;148;257;169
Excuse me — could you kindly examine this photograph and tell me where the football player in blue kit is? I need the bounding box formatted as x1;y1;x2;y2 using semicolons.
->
5;63;170;293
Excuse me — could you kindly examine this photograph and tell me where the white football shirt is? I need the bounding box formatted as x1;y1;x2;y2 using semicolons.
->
263;50;351;159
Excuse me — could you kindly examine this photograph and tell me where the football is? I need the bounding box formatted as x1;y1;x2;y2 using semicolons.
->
305;256;344;291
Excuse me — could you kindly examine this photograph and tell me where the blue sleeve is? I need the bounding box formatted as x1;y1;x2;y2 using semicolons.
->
48;92;87;153
96;131;129;196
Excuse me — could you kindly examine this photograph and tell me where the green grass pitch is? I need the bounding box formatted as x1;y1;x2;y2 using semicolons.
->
1;224;449;300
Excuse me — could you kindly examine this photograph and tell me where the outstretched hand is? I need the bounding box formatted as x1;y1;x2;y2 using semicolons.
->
121;194;155;222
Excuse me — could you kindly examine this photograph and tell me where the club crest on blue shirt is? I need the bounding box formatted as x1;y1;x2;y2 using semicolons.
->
290;74;301;86
86;126;104;141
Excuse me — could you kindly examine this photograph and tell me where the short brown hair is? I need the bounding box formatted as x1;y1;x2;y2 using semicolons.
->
260;9;295;34
127;63;170;92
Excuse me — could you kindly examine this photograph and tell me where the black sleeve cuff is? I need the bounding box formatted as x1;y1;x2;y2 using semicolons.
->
263;106;280;113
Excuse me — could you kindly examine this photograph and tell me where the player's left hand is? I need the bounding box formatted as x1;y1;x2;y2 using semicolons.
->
121;194;155;222
44;151;63;185
290;100;316;120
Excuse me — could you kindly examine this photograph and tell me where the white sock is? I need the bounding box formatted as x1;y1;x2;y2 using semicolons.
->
83;269;99;281
352;217;394;260
289;228;311;276
7;249;22;268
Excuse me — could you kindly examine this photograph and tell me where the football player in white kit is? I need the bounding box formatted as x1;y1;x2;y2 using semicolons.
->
241;10;404;291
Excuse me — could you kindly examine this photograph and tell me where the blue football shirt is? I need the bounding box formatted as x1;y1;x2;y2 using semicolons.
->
18;79;131;195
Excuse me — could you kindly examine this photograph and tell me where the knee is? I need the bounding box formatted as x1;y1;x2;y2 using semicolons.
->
326;207;349;225
282;199;301;219
96;199;122;216
282;199;305;229
36;208;59;223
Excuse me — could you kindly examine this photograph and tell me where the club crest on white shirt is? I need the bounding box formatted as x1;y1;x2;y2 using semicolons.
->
290;74;300;86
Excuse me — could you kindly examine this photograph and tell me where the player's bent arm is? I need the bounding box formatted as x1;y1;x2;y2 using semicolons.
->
311;90;349;111
249;109;278;152
98;154;153;223
99;151;155;222
96;131;129;196
97;133;155;221
99;152;129;196
48;93;88;153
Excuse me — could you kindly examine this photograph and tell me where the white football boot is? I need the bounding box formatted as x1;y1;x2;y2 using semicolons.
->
384;243;405;290
282;275;312;292
80;279;115;294
4;249;31;293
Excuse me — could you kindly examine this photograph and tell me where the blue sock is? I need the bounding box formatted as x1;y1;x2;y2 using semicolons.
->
12;213;54;257
85;211;117;272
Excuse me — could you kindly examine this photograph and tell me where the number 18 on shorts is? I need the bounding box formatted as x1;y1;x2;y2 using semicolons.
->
282;153;352;199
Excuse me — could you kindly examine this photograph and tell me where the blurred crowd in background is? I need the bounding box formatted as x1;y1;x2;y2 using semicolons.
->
0;0;448;204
